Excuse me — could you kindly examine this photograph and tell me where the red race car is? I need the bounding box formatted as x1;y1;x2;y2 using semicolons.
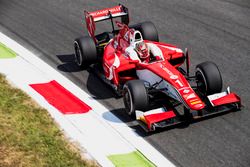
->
74;5;241;132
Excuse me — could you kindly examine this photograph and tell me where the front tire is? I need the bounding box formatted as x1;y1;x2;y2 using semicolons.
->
123;80;148;117
196;61;223;95
74;36;97;68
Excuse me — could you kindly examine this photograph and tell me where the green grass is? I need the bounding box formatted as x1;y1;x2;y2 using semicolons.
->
0;74;98;167
108;151;155;167
0;43;16;58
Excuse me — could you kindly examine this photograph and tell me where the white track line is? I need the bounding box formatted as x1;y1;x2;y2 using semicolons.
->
0;31;175;167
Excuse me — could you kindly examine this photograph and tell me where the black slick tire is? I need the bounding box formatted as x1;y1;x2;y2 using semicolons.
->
130;21;159;42
123;80;148;117
74;36;97;68
196;61;223;95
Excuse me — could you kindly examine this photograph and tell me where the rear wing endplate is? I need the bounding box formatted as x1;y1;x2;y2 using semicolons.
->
84;5;129;40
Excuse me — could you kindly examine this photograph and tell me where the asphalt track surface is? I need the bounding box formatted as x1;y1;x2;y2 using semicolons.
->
1;0;250;166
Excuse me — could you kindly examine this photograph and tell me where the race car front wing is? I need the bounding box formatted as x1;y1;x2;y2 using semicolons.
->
135;88;241;132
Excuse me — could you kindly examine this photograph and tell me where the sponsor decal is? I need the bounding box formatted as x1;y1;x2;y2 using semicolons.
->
170;75;178;80
190;99;198;102
174;79;184;87
183;89;190;94
91;7;121;17
160;64;183;87
184;93;196;100
190;101;202;105
194;104;204;108
160;64;176;77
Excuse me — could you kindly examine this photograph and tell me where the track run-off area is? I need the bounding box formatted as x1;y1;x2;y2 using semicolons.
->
1;0;250;167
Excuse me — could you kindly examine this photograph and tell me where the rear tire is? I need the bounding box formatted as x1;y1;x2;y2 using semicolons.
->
130;21;159;42
74;36;97;68
196;61;223;95
123;80;148;117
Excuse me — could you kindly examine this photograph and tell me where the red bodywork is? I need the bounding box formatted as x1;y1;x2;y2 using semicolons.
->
82;5;241;131
100;22;205;110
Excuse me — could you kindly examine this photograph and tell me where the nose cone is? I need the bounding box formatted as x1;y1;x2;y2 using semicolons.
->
189;102;205;110
179;88;205;110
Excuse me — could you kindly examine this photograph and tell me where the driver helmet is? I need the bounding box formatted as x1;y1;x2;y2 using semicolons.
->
135;41;149;60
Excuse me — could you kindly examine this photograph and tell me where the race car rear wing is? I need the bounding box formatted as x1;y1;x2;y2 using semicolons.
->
84;5;129;41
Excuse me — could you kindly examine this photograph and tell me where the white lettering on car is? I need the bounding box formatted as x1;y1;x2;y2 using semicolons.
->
160;64;176;77
160;64;183;87
185;93;196;100
183;89;190;94
170;75;178;80
175;79;184;87
91;7;121;17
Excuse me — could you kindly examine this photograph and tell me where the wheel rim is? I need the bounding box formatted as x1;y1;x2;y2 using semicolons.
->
196;69;207;94
124;87;133;115
74;42;82;66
